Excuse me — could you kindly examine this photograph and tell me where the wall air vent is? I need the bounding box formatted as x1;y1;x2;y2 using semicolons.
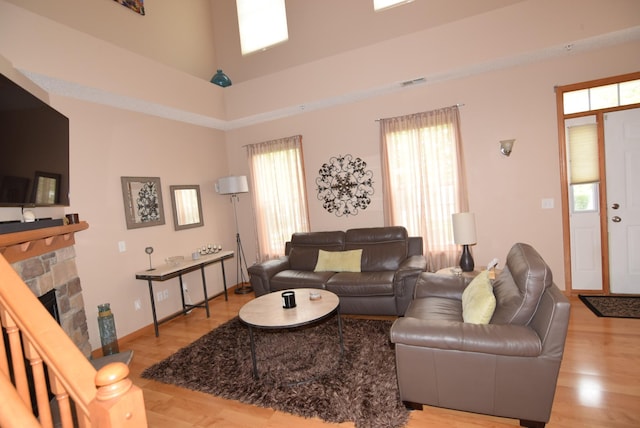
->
400;77;426;87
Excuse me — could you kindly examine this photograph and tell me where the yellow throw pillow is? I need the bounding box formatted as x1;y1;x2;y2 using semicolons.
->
314;249;363;272
461;270;496;324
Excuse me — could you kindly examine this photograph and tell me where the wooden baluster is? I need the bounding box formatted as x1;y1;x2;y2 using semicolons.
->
48;370;75;428
89;362;148;427
0;304;10;377
0;308;31;406
0;370;40;428
24;340;54;428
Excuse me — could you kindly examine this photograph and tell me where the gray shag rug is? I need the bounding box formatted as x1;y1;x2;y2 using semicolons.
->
579;295;640;319
141;317;409;428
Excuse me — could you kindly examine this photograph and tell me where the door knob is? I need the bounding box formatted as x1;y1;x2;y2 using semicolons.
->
611;203;620;210
612;216;622;223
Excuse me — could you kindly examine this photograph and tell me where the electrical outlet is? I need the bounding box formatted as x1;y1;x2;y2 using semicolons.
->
156;291;163;301
118;241;126;252
134;299;141;310
162;289;169;300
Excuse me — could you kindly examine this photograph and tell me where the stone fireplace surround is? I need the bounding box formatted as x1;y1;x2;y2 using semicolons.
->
0;222;92;357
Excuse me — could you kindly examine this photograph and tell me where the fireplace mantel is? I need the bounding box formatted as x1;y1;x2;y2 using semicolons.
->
0;221;89;263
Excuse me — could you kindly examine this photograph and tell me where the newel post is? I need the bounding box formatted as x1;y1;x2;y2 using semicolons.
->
88;362;148;427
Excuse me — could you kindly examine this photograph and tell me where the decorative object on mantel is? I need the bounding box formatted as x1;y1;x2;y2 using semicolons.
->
113;0;145;15
22;209;35;222
210;69;232;87
316;154;374;217
121;176;165;229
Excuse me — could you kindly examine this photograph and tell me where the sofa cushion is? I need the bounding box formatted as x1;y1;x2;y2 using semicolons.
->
326;271;395;296
461;270;496;324
314;249;363;272
345;227;408;271
491;243;553;325
270;270;334;291
288;231;346;271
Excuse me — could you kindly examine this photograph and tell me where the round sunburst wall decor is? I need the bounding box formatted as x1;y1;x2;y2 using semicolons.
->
316;154;374;217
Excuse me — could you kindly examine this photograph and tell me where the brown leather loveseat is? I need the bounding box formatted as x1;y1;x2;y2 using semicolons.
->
247;226;427;316
390;243;570;428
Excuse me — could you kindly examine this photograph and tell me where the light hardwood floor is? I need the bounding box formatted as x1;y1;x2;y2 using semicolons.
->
122;289;640;428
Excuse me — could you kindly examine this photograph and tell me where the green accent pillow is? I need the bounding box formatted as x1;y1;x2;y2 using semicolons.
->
461;270;496;324
314;249;363;272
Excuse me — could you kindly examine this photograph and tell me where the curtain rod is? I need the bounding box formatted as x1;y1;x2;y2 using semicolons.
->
374;103;465;122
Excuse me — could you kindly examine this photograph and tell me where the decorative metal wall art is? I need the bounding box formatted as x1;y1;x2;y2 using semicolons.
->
316;154;374;217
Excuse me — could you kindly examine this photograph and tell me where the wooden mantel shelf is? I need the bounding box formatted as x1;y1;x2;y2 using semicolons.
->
0;221;89;264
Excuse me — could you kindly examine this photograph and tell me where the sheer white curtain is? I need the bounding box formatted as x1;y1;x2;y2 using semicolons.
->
380;106;468;270
247;135;310;261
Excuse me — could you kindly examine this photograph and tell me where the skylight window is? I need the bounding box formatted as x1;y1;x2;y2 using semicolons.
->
236;0;289;55
374;0;414;11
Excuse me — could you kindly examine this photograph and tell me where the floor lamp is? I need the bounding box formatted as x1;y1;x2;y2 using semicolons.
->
216;176;253;294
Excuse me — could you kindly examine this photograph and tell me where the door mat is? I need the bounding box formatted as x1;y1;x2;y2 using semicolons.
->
578;295;640;319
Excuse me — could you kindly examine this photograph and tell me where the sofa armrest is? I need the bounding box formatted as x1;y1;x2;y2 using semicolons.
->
413;273;470;300
390;317;542;357
396;255;427;280
247;257;290;296
393;255;427;297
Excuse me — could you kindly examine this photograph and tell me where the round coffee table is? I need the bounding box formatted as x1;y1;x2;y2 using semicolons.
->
238;288;344;380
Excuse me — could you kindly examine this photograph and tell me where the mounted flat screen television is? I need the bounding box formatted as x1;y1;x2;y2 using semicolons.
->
0;73;70;207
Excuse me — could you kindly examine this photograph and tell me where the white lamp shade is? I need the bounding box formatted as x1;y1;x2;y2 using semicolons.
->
216;176;249;195
452;212;477;245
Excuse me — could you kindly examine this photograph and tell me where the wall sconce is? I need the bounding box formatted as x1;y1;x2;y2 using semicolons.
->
500;139;515;157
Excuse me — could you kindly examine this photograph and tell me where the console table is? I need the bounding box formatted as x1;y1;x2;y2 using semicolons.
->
135;250;233;336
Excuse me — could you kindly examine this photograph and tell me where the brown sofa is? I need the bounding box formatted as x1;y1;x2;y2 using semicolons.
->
247;226;427;316
390;243;570;428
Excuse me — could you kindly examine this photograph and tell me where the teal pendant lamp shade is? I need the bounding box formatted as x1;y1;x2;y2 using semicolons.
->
211;69;232;87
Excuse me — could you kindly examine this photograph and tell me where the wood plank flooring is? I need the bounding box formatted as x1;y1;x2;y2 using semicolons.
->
121;289;640;428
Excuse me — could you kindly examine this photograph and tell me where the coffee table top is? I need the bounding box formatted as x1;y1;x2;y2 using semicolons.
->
238;288;339;329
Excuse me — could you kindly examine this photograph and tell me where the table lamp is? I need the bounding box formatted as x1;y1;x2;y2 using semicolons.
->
452;212;477;272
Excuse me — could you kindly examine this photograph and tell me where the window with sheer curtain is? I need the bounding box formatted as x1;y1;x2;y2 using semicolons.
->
380;106;468;270
247;135;310;261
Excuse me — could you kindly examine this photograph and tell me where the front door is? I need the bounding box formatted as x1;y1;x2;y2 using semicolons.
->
604;108;640;294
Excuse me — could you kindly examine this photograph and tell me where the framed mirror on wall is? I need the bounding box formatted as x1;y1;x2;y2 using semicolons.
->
170;185;204;230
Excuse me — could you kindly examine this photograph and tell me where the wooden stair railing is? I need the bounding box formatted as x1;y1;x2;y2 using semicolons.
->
0;255;148;427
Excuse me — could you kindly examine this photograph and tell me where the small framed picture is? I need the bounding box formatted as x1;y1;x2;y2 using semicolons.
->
121;176;165;229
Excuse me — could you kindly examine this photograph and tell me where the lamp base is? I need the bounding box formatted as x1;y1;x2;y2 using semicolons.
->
234;283;253;294
459;244;475;272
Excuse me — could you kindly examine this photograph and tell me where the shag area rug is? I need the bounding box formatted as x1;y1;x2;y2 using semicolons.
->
579;295;640;319
141;317;409;428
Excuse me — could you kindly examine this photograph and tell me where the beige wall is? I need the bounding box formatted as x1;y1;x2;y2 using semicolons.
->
2;0;218;81
1;0;639;351
0;2;232;351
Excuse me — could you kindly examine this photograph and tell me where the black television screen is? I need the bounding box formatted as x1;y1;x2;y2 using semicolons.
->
0;73;70;207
